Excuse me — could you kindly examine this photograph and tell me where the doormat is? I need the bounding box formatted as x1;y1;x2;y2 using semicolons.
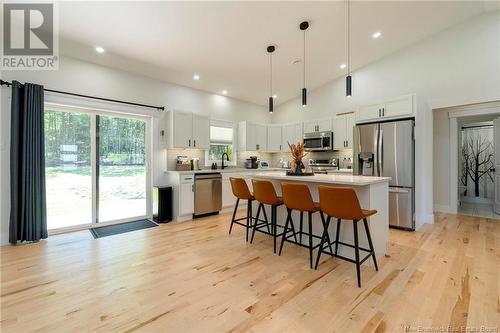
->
90;219;158;239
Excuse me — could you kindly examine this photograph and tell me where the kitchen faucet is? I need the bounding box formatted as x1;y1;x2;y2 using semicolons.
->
221;152;229;169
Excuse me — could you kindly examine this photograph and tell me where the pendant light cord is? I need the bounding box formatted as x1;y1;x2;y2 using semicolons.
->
347;0;351;75
303;29;306;87
270;52;273;96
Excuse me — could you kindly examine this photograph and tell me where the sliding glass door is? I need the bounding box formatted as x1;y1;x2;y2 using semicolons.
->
45;110;93;229
97;115;147;222
44;105;151;231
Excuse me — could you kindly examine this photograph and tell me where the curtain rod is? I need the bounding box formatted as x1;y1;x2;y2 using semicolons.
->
0;79;165;111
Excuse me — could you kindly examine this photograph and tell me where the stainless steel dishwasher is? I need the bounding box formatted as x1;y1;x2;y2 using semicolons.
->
194;173;222;217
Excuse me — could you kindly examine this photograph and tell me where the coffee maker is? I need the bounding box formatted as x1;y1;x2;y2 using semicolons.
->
357;152;374;176
245;156;259;169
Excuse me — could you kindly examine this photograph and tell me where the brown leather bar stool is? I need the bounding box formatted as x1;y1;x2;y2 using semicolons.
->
279;182;330;268
228;177;255;242
315;186;378;287
250;179;285;253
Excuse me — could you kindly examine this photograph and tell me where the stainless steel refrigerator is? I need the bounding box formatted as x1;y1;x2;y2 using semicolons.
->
353;119;415;230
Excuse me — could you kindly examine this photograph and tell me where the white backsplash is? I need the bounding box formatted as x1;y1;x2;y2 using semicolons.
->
166;148;352;170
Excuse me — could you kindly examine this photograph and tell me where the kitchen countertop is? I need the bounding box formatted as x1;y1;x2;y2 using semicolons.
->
329;168;353;173
166;167;285;174
245;171;390;186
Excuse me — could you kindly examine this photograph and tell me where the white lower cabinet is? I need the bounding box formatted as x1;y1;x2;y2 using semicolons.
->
179;180;194;216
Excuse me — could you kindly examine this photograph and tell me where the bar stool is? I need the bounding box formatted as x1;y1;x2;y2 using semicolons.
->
279;182;331;269
315;186;378;288
228;177;255;242
250;179;285;253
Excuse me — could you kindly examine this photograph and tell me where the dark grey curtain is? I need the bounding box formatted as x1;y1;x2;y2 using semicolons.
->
9;81;48;244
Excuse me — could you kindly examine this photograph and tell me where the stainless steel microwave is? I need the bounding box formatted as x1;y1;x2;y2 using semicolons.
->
303;131;333;151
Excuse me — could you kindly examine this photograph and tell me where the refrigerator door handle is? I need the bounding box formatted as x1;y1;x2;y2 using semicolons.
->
378;129;383;176
374;128;380;176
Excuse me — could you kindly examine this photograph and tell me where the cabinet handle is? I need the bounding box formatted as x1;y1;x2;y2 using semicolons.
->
280;144;282;151
193;139;196;147
378;109;381;117
382;108;385;117
192;184;194;192
188;139;191;147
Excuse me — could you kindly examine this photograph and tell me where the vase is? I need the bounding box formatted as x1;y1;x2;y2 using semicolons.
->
294;160;303;175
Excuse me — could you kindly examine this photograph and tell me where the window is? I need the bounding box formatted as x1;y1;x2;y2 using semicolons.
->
206;120;236;166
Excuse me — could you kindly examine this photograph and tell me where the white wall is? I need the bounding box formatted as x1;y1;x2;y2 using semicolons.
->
0;56;268;245
273;12;500;228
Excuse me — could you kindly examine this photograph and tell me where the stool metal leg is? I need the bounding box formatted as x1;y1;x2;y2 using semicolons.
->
272;205;277;254
299;211;304;244
314;215;331;269
246;200;252;242
308;212;314;269
250;203;262;243
353;220;361;288
229;198;240;235
320;212;334;254
363;218;378;271
262;205;271;234
279;209;292;256
334;218;341;255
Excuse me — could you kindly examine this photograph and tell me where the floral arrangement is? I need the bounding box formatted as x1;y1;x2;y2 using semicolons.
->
288;141;308;174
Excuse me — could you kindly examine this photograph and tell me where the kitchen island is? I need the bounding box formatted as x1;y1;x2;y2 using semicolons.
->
241;171;391;262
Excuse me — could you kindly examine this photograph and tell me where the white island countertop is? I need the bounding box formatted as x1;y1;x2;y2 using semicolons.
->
245;171;390;186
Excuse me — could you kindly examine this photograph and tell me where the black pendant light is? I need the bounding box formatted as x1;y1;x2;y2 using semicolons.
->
267;45;275;113
346;0;352;98
300;21;309;107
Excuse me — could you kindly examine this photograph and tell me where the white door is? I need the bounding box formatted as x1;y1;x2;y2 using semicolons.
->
192;114;210;149
283;123;302;148
267;125;282;152
383;95;413;118
303;120;318;133
357;103;382;123
317;118;332;132
173;112;193;148
255;124;268;151
345;113;355;148
333;115;347;149
494;117;500;214
179;182;194;216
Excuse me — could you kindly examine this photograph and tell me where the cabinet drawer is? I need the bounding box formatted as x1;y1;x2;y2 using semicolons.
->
180;174;195;183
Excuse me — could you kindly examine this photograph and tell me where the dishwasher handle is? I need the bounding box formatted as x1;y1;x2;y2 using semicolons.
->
194;173;222;180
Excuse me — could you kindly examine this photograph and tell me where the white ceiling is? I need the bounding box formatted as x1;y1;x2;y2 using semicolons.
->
57;1;495;106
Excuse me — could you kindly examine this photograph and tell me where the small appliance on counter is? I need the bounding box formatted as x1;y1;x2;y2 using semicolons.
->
175;155;191;171
190;158;201;171
245;156;259;169
258;160;269;169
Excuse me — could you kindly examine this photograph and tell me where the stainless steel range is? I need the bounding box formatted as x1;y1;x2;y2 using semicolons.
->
308;159;339;174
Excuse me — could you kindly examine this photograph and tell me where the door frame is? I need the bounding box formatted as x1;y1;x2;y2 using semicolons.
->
443;101;500;214
45;103;153;234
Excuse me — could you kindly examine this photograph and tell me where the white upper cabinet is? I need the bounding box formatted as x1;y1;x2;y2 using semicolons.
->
192;114;210;149
267;125;283;152
238;121;267;151
169;111;193;148
356;94;415;123
333;113;355;149
168;111;210;149
282;123;303;148
303;118;332;133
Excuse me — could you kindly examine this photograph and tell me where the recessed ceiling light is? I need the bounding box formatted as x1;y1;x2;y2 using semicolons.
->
272;95;277;99
95;46;105;53
340;63;347;69
372;31;382;39
221;90;227;95
193;74;200;80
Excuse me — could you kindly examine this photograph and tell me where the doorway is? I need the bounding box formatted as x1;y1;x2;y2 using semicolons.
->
44;104;152;231
457;117;498;218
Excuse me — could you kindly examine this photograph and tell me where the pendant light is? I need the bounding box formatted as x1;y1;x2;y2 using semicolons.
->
300;21;309;107
346;0;352;98
267;45;275;113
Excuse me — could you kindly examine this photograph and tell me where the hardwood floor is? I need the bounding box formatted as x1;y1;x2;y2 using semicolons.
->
1;211;499;332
